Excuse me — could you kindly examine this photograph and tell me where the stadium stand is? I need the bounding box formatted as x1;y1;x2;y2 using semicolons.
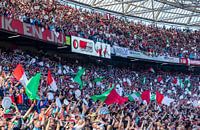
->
0;46;199;129
0;0;199;130
0;0;199;59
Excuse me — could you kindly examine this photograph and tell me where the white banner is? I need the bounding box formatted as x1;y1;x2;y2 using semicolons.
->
113;46;129;58
71;36;111;59
128;50;179;63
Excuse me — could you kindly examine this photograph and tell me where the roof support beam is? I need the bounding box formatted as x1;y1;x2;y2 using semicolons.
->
155;3;165;20
190;21;200;25
92;0;104;6
187;12;194;25
151;0;155;20
155;0;200;13
94;0;142;7
161;13;200;21
122;0;125;13
124;3;132;14
125;0;150;14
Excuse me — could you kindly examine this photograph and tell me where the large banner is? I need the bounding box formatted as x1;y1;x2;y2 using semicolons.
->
128;50;179;63
179;58;190;65
0;16;65;45
112;46;129;58
190;60;200;66
71;36;111;59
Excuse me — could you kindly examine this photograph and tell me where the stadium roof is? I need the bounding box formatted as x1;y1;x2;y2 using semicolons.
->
72;0;200;27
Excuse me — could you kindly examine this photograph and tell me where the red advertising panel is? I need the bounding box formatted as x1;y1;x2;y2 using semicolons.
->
0;16;65;45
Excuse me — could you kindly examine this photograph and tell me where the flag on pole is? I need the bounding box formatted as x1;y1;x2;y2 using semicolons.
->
156;91;174;106
156;91;164;104
91;86;114;102
142;77;146;85
157;76;163;83
104;89;128;105
47;70;57;92
161;97;174;106
128;92;141;101
91;86;128;105
13;64;28;87
184;77;191;88
172;77;178;85
141;90;150;104
74;68;85;89
150;93;156;101
149;67;155;73
93;77;104;83
178;78;184;88
172;77;184;88
25;73;41;100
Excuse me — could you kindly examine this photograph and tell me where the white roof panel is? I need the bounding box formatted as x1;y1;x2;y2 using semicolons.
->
71;0;200;27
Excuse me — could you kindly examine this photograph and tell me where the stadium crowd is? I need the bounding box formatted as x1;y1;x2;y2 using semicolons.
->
0;48;199;130
0;0;200;59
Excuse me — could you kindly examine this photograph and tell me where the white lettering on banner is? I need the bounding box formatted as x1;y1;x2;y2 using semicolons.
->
128;50;179;63
113;46;129;58
23;23;32;37
4;18;14;32
47;31;55;42
190;60;200;66
111;47;115;54
0;16;65;45
32;26;42;39
56;0;68;5
71;36;111;59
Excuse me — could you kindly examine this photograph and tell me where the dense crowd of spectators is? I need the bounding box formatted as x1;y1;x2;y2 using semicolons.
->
0;0;200;59
0;47;199;129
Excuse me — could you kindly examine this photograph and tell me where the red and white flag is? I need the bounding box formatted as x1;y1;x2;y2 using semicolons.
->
141;90;150;104
47;70;57;92
13;64;28;87
104;89;128;105
156;91;174;106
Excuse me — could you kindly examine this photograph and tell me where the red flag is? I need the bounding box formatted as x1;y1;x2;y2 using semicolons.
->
104;89;128;105
47;70;57;92
16;94;23;104
47;70;53;85
79;40;87;49
172;77;177;84
156;91;164;104
157;76;163;83
10;95;15;103
141;90;150;104
13;64;28;87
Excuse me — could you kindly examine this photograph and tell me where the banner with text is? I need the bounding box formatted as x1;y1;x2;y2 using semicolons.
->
0;16;65;45
112;46;129;58
190;60;200;66
71;36;111;59
128;50;179;63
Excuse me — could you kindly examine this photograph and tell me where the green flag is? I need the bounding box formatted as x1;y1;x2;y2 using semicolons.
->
142;77;146;85
91;85;114;102
178;78;184;88
93;77;104;83
150;93;156;101
25;73;41;100
74;68;85;89
128;92;141;102
184;77;191;88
